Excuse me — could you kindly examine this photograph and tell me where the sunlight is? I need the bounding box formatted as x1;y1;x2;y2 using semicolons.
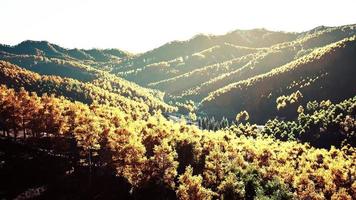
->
1;0;356;52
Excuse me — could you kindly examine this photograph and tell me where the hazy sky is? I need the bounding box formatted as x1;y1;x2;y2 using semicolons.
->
1;0;356;53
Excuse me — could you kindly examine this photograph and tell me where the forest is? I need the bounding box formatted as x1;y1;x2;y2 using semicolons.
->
0;24;355;200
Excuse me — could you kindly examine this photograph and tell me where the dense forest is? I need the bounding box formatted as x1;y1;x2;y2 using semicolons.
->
200;36;356;122
0;24;355;199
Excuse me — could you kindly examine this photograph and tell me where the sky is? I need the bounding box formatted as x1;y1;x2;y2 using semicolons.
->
1;0;356;53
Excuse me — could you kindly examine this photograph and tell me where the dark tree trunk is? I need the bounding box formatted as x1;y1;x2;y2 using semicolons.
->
22;119;26;139
14;130;17;141
14;131;17;141
88;149;92;174
88;149;93;188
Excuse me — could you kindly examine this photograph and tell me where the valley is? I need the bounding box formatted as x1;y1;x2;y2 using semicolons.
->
0;24;355;199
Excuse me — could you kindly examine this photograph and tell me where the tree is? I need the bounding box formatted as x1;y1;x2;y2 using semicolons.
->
0;85;13;136
189;112;197;121
40;94;68;137
236;111;249;123
73;110;101;173
17;88;40;139
176;166;216;200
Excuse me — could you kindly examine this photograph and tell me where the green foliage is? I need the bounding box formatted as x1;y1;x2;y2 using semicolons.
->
113;29;297;85
197;116;230;131
0;40;131;62
263;97;356;148
236;167;294;200
139;24;356;105
201;35;356;122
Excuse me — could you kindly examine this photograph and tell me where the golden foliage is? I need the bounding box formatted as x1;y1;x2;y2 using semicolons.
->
0;84;355;199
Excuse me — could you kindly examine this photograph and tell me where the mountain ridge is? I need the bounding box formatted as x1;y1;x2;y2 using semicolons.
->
1;24;355;121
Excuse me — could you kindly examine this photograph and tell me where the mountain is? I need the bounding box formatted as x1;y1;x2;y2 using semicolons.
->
0;40;177;113
111;29;298;82
200;36;356;122
120;44;262;85
1;25;355;122
0;40;132;62
107;25;356;123
1;24;356;200
0;40;133;81
106;25;356;114
149;24;356;101
0;61;176;113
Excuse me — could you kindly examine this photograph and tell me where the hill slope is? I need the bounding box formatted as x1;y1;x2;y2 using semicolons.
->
200;36;356;122
0;61;176;113
149;24;356;101
112;29;298;83
0;41;176;113
0;40;132;62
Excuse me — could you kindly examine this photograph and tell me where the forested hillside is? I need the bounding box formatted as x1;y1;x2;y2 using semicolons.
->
178;25;356;101
1;24;356;199
105;25;353;97
200;36;356;122
2;25;354;118
111;29;298;76
0;61;176;113
1;85;355;199
0;40;176;113
0;40;131;62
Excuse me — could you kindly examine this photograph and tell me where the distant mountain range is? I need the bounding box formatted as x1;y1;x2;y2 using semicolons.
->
0;40;132;62
1;24;355;123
